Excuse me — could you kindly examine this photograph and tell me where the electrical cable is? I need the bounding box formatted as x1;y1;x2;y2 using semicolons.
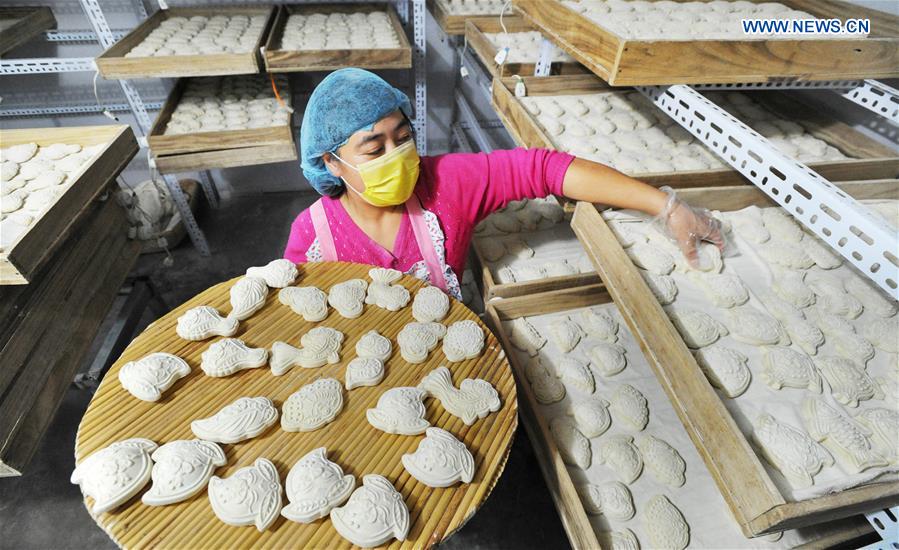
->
93;71;120;122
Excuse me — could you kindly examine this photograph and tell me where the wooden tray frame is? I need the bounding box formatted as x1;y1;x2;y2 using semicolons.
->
95;6;275;79
0;6;56;55
0;196;140;476
0;125;138;285
492;74;899;188
512;0;899;85
465;17;588;78
568;182;899;536
148;78;294;157
429;0;510;36
263;3;412;72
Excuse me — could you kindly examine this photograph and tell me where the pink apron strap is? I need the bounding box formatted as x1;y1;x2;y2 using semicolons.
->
406;194;448;291
310;199;338;262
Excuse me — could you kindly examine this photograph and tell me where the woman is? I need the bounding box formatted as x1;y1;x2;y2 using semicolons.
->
284;69;724;299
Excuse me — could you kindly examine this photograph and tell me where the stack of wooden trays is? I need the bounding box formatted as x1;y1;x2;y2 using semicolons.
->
1;126;138;285
148;77;297;174
568;183;899;537
0;125;140;477
482;179;897;547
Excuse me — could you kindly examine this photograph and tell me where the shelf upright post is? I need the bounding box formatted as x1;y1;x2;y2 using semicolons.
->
77;0;211;256
197;171;220;209
411;0;428;154
455;91;493;153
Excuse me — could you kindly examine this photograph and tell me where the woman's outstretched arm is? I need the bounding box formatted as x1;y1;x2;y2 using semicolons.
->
560;157;726;267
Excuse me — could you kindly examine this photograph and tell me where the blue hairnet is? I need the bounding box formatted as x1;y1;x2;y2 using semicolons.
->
300;68;413;197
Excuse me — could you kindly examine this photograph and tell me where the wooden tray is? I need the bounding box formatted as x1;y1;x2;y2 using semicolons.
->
429;0;510;36
470;225;599;301
148;78;294;157
0;125;138;285
0;6;56;55
465;17;588;78
468;178;895;304
263;3;412;72
492;74;899;188
512;0;899;85
95;6;275;79
569;183;899;536
74;262;517;549
484;287;881;549
0;195;140;476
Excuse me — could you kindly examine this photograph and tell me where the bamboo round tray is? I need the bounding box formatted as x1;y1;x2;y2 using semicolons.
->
74;261;518;549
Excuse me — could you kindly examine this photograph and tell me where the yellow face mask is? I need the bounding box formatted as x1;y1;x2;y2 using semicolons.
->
334;140;420;207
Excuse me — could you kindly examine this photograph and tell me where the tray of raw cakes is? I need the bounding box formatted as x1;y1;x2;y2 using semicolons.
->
491;74;899;188
565;195;899;536
148;75;297;173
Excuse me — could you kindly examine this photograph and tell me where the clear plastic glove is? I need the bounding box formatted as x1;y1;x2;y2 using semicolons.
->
651;186;727;269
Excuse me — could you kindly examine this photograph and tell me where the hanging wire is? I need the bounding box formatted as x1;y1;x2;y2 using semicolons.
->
499;0;512;35
497;0;515;76
93;71;120;122
270;73;294;113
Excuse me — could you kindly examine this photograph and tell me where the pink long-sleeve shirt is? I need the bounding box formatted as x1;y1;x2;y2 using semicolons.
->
283;148;575;276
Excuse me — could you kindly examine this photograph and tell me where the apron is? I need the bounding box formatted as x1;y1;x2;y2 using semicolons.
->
309;194;457;296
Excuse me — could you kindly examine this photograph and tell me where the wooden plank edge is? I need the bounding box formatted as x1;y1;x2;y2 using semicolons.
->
673;179;899;211
149;125;293;156
0;6;56;55
611;39;899;86
488;283;608;320
155;141;297;174
752;481;899;535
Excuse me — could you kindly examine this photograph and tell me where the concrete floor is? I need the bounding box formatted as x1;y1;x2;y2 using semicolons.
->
0;190;570;550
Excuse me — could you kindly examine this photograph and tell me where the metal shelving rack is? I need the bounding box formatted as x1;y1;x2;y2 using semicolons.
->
447;11;899;543
1;0;430;258
449;19;899;298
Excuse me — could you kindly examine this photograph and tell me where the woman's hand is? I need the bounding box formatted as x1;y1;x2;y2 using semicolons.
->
560;159;728;267
652;186;727;269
